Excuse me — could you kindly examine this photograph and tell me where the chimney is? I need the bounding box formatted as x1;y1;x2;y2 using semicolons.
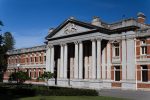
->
91;16;101;26
48;28;54;34
137;12;146;23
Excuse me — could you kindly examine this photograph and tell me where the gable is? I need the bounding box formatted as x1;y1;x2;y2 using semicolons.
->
52;22;91;38
46;19;101;39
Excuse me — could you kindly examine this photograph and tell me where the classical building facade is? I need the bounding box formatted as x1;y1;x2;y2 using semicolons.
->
4;13;150;90
4;45;46;81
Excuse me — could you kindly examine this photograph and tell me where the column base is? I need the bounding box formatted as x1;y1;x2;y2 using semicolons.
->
122;80;136;90
70;79;103;89
57;78;69;87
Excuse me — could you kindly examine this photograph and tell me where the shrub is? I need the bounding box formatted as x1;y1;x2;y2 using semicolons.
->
9;71;30;84
0;83;98;96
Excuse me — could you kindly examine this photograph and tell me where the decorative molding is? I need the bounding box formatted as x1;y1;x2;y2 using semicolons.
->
64;23;78;34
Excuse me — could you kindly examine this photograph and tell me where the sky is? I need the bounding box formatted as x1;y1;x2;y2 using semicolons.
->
0;0;149;49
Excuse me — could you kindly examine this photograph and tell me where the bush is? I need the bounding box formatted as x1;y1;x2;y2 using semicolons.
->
9;71;30;84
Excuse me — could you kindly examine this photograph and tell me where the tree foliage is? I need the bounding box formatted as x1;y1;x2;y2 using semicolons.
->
3;32;15;50
0;20;3;26
38;71;54;87
9;71;30;84
0;21;15;81
39;71;54;81
0;20;3;31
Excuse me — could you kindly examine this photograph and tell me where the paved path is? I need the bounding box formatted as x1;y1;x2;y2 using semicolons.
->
98;89;150;100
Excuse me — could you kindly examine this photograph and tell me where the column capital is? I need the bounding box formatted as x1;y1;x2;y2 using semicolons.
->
74;41;79;44
91;38;96;42
47;44;53;48
96;37;102;41
60;43;67;46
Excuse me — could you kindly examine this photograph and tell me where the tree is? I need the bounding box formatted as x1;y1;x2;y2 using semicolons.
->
0;20;3;31
0;20;3;26
39;71;54;88
9;71;30;84
3;32;15;50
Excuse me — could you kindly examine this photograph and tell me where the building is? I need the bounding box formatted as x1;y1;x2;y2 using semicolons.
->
5;13;150;90
4;45;46;81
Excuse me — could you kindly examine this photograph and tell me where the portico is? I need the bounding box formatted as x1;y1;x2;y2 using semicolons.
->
46;37;103;88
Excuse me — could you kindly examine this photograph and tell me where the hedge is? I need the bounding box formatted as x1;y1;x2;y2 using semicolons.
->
0;83;98;96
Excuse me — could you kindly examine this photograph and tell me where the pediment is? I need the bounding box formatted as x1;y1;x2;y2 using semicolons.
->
46;19;99;39
52;22;91;38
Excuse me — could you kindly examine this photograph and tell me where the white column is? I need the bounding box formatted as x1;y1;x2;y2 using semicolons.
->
74;42;79;79
46;46;51;71
50;46;54;73
102;46;106;79
107;43;111;79
97;39;101;79
92;39;96;79
122;37;126;80
64;44;68;79
79;41;83;79
60;44;64;78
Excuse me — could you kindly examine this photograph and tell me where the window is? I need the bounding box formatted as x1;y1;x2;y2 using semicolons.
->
113;42;120;57
38;70;41;77
141;46;147;55
44;56;46;61
35;57;37;62
39;56;42;62
114;66;120;81
141;40;147;55
29;71;32;78
141;66;148;82
34;69;36;78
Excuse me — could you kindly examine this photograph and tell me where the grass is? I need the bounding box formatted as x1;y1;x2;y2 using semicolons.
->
19;96;126;100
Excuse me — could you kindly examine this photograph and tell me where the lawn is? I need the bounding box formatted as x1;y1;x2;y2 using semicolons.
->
20;96;126;100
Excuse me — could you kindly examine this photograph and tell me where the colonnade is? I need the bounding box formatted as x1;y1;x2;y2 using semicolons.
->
46;39;102;80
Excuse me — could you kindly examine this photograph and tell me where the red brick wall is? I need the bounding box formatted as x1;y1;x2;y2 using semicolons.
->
112;82;122;87
137;65;141;81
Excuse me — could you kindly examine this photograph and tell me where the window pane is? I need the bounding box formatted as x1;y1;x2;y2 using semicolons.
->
142;66;148;82
115;66;120;81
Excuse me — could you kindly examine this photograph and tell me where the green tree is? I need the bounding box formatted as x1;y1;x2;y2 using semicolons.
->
3;32;15;50
0;20;3;31
9;71;30;84
39;71;54;88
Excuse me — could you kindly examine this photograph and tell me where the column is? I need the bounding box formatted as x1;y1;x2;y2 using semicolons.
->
46;45;51;71
74;41;79;79
64;44;68;79
50;46;54;73
60;44;64;78
102;46;106;79
107;43;111;79
97;38;101;79
79;41;83;79
122;37;126;80
92;39;96;79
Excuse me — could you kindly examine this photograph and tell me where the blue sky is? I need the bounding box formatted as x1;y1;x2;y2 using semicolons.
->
0;0;149;48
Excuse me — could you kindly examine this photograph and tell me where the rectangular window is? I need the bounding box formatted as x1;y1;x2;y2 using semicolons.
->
39;56;42;62
44;56;46;61
142;66;148;82
141;46;147;55
34;71;36;78
113;43;120;57
115;47;119;56
114;66;120;81
35;57;37;62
